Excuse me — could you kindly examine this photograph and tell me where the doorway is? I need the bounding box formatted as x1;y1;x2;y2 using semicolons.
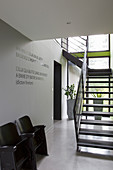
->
54;61;62;120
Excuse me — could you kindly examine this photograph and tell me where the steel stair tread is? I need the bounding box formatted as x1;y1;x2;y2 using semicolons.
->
84;97;113;100
86;81;113;83
88;71;111;74
88;69;112;72
78;139;113;150
88;73;112;75
85;91;113;94
81;111;113;116
79;128;113;137
81;119;113;126
86;86;113;88
87;76;113;78
83;104;113;108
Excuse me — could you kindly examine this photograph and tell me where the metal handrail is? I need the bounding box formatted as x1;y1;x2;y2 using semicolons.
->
80;36;87;41
73;46;87;143
55;39;61;46
73;37;86;46
69;39;85;51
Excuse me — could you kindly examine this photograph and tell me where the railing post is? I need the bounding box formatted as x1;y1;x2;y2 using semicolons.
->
82;73;84;98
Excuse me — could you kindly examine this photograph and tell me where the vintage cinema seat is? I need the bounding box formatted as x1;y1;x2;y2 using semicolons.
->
16;115;48;156
0;122;37;170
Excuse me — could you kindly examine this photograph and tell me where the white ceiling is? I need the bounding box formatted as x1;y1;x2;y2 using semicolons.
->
0;0;113;40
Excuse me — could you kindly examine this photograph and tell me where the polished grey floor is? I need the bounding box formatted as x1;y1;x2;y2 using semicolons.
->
37;119;113;170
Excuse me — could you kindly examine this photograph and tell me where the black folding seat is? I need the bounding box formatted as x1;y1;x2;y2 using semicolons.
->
0;122;37;170
17;115;48;156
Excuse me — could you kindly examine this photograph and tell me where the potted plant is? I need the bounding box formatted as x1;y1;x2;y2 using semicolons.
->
63;84;76;120
91;88;104;120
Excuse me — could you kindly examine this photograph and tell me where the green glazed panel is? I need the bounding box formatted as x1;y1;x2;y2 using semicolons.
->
71;51;110;58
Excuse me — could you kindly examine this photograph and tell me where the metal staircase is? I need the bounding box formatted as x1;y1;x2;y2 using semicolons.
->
61;35;113;156
76;68;113;156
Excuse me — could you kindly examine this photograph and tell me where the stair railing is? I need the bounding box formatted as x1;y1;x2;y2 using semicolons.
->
73;47;87;143
61;36;87;54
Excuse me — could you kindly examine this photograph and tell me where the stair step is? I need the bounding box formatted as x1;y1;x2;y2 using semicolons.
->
86;81;113;83
87;76;113;79
88;69;112;73
81;111;113;117
78;139;113;150
88;72;112;76
84;97;113;100
81;119;113;126
85;91;113;94
86;86;113;88
83;104;113;108
79;128;113;137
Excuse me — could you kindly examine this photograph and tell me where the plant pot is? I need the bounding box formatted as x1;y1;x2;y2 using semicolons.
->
93;100;103;120
67;99;75;120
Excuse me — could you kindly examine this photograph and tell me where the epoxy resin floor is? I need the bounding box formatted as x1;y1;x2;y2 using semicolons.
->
37;119;113;170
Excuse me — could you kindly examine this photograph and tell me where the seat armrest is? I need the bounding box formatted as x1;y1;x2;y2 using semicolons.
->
0;137;29;152
16;136;29;147
33;127;41;133
0;145;16;152
21;132;35;138
34;125;45;130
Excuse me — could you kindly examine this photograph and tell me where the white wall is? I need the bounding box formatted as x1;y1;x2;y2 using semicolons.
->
69;62;81;92
0;19;67;130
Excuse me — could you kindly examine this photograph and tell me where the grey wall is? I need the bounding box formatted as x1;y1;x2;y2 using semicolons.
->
0;19;67;130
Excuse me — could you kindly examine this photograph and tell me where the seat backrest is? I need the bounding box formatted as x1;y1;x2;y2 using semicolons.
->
18;115;34;133
0;122;20;146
